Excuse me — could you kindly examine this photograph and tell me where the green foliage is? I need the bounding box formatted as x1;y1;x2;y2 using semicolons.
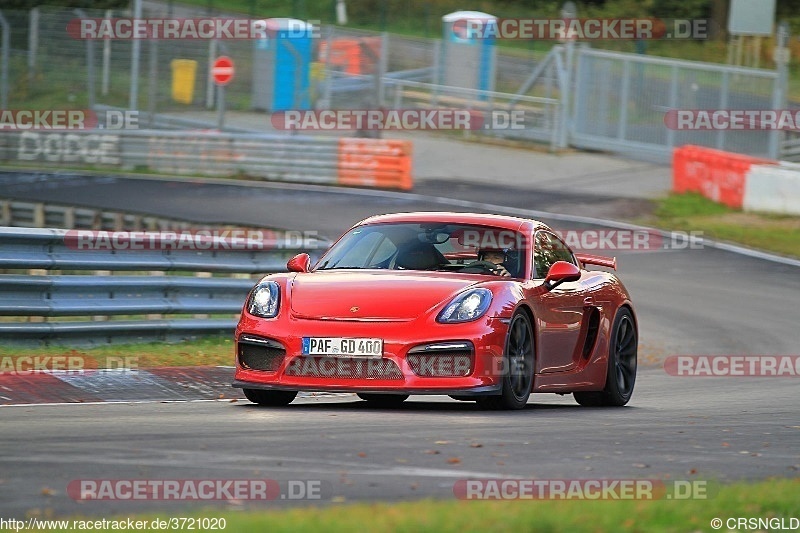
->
649;0;709;19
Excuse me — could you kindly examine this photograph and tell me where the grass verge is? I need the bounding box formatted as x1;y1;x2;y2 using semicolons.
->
57;478;799;532
640;193;800;259
0;336;233;369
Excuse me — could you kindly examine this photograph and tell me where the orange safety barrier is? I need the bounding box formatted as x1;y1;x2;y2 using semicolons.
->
337;139;413;190
319;37;381;75
672;145;776;208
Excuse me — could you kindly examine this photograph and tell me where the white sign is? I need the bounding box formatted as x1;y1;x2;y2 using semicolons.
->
728;0;775;36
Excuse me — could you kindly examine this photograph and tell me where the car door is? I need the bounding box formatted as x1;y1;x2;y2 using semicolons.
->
529;231;587;373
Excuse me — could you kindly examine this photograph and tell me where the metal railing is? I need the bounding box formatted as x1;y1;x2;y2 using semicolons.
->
0;198;197;230
383;78;562;149
0;227;327;346
0;129;413;189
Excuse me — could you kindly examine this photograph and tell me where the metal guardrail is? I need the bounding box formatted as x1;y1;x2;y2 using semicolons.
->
0;129;414;190
0;197;197;230
0;227;327;346
383;78;562;150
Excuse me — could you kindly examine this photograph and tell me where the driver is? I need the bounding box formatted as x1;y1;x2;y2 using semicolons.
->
460;248;512;277
480;249;511;277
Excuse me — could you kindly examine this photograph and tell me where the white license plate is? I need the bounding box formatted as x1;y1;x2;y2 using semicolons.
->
301;337;383;357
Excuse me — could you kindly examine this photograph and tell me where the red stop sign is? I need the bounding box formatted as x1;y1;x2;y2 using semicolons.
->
211;56;235;86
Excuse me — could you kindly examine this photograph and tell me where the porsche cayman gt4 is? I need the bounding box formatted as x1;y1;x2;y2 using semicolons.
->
232;212;637;410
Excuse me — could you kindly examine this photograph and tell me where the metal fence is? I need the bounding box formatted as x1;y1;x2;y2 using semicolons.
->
0;227;326;346
0;128;412;189
0;198;199;230
571;47;784;162
0;6;794;163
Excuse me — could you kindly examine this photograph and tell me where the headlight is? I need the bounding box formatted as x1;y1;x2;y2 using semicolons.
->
247;281;280;318
437;288;492;323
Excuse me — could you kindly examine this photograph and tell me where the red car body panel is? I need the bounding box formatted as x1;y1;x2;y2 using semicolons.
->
233;212;636;397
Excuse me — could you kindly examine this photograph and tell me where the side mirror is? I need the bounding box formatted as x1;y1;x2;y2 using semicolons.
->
287;253;311;273
544;261;581;290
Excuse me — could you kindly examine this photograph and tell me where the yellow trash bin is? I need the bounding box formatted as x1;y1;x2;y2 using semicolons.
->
171;59;197;104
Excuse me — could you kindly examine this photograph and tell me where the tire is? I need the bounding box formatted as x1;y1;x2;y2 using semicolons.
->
477;311;535;410
574;307;637;407
243;388;297;406
357;393;409;407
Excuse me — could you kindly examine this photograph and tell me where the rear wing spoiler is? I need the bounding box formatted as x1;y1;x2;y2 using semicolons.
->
575;253;617;271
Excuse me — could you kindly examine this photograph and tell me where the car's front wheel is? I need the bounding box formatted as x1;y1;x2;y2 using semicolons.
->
357;393;409;407
574;307;637;407
477;311;535;410
243;389;297;406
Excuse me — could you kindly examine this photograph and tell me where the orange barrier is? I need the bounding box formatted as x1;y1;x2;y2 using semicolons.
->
319;37;381;75
337;139;413;190
672;145;776;208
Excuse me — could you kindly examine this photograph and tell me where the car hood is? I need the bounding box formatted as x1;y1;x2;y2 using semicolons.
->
289;270;480;321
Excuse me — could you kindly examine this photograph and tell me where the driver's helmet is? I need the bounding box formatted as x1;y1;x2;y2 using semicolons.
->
477;247;508;264
478;247;520;277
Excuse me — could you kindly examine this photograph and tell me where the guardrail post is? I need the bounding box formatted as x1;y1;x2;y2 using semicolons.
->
32;203;45;228
0;200;9;226
63;206;75;229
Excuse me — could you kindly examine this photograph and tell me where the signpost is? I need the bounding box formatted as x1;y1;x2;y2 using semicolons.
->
211;56;234;130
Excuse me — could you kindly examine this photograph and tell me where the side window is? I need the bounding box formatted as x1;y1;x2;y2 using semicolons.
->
533;231;576;278
549;233;576;265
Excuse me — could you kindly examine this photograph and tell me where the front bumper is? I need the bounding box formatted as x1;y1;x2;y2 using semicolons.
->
232;313;510;394
231;379;502;396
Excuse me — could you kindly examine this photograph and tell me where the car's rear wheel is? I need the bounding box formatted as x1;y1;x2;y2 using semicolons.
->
243;388;297;406
357;393;409;407
574;307;637;407
477;311;535;410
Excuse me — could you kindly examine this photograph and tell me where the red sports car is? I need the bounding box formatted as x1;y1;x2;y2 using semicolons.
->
232;212;637;410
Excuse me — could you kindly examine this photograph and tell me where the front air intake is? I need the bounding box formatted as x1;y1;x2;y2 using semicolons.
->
237;335;286;372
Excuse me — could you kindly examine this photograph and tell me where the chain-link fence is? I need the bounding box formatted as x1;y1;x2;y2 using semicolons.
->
0;6;791;161
1;7;551;114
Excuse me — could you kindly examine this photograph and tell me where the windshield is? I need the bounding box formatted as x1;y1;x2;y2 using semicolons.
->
315;222;527;278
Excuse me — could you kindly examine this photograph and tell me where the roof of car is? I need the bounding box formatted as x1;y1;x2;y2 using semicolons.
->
356;212;550;232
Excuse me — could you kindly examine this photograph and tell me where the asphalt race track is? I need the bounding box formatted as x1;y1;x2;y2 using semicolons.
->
1;373;798;516
0;172;798;517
